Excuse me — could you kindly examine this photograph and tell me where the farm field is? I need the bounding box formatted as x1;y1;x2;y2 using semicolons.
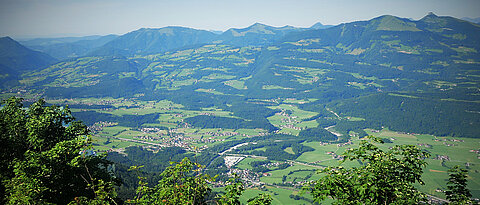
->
214;186;315;205
44;96;480;202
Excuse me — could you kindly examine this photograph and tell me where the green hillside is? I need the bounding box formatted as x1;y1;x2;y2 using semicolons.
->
9;13;480;138
1;13;480;202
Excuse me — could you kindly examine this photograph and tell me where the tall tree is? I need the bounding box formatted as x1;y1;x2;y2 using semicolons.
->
305;136;430;204
446;165;472;204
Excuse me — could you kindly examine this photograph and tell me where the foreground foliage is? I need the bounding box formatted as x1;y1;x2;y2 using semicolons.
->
305;136;430;204
129;158;212;204
0;97;117;204
129;158;271;205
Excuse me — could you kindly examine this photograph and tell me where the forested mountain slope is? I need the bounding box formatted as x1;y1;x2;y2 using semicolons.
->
0;37;57;87
88;27;219;56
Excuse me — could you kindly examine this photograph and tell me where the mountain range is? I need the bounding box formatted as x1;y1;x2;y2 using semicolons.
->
20;35;118;60
1;13;480;138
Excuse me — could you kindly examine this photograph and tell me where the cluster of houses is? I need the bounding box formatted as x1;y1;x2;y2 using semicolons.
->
202;131;237;137
240;132;268;138
135;127;237;151
140;127;164;133
260;161;293;169
469;149;480;159
434;155;450;161
133;135;161;141
197;137;225;144
417;143;432;148
337;140;353;147
2;88;44;102
226;169;265;187
433;137;464;143
326;152;344;160
278;124;303;131
88;121;118;133
273;109;305;130
199;112;216;116
160;134;194;149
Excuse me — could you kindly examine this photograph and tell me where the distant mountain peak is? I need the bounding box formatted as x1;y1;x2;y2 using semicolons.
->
310;22;334;30
251;22;268;27
1;36;29;52
0;36;14;41
310;22;324;27
426;12;438;18
420;12;442;22
220;23;305;46
226;23;275;37
280;25;296;29
0;36;19;47
371;15;420;31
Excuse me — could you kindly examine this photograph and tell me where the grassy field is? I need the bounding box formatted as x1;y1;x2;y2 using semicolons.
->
266;104;319;135
239;186;313;205
260;164;315;184
212;186;313;205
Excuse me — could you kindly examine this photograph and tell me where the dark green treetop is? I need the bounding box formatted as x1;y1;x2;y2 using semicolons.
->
446;165;472;204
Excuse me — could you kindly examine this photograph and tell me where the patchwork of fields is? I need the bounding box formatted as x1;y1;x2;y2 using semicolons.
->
41;97;480;203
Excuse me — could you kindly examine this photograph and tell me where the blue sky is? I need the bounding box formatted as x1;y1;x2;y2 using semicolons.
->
1;0;479;38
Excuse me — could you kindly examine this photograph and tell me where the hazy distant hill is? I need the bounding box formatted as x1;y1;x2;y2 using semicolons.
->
21;35;118;60
89;27;218;56
462;17;480;24
309;22;334;29
91;23;309;55
20;35;110;46
220;23;306;46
